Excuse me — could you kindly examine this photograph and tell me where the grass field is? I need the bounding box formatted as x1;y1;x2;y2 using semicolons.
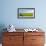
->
20;13;33;16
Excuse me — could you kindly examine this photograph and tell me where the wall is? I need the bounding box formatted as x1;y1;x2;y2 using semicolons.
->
0;0;46;44
0;0;46;30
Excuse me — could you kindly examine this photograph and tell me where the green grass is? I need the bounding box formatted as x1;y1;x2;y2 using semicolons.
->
20;13;33;16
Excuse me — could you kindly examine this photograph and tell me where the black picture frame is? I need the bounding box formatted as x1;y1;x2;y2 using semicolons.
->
17;8;35;19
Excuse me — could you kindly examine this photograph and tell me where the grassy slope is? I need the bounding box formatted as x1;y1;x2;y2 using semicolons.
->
20;13;33;16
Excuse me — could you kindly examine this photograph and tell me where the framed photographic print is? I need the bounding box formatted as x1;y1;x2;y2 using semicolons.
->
17;8;35;19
